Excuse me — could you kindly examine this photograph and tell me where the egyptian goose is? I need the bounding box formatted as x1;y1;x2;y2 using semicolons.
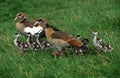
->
93;31;113;52
37;18;61;37
93;31;102;47
81;38;89;53
14;13;44;36
32;41;41;51
74;36;89;55
97;40;113;52
36;18;83;57
40;40;52;50
75;35;81;41
26;32;41;51
14;33;29;51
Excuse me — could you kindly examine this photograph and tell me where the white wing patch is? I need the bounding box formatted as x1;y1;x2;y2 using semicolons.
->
24;26;44;35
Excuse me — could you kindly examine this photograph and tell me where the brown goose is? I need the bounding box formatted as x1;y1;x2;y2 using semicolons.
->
36;18;83;57
36;18;61;37
14;13;36;34
14;13;61;37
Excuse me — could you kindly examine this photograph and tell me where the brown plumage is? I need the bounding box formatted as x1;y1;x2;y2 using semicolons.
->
36;18;83;57
46;27;83;47
14;12;36;34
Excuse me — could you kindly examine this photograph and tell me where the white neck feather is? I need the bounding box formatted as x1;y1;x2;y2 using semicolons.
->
27;36;31;46
93;35;97;43
36;37;40;44
14;37;18;46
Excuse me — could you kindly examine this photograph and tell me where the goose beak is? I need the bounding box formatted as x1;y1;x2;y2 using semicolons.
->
14;17;18;20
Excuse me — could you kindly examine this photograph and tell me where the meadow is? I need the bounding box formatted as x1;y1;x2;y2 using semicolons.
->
0;0;120;78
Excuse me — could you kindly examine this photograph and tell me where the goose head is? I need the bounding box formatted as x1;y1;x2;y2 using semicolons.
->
26;32;32;37
93;31;98;36
14;33;19;38
81;38;89;44
97;38;102;43
75;35;81;40
14;13;27;23
37;18;49;29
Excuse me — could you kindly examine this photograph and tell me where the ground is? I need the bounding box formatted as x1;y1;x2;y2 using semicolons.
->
0;0;120;78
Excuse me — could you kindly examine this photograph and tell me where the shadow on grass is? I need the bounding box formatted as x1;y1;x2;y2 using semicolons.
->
0;69;12;78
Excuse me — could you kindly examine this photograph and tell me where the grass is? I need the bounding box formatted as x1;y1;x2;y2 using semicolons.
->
0;0;120;78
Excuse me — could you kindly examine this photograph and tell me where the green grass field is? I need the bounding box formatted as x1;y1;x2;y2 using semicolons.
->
0;0;120;78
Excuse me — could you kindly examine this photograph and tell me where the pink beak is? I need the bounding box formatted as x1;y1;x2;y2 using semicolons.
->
14;17;18;20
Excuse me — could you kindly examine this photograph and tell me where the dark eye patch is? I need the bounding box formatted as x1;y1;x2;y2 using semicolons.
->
34;22;39;27
37;19;42;22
